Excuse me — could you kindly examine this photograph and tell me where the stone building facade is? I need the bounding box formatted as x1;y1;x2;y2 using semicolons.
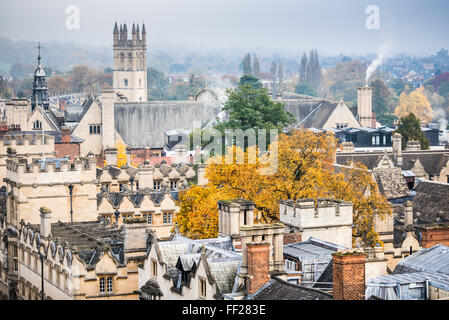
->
0;209;148;300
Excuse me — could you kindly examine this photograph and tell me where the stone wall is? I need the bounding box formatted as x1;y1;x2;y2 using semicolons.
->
114;101;221;148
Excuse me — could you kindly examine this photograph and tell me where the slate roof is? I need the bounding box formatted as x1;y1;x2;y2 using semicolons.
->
140;279;163;297
97;190;172;208
412;180;449;221
154;234;240;296
49;220;124;267
336;150;449;176
296;100;337;129
372;167;410;200
393;244;449;275
283;237;346;261
2;131;84;144
248;276;332;300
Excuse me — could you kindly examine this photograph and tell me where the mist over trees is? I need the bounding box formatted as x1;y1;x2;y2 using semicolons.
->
295;50;322;97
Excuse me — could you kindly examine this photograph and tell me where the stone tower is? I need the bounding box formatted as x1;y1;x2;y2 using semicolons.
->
357;86;373;128
113;22;148;102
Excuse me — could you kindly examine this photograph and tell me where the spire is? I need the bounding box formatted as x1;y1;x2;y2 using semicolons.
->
31;42;49;112
113;22;119;34
37;42;41;65
136;24;140;40
142;23;146;35
123;23;128;40
132;23;136;34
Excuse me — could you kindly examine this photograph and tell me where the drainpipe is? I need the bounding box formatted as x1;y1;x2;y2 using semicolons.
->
68;185;74;224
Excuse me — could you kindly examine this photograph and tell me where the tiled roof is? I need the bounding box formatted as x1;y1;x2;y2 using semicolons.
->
412;180;449;221
248;277;332;300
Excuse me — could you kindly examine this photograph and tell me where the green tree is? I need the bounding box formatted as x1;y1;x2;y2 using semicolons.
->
371;79;395;126
294;82;317;97
253;56;261;78
299;52;308;82
215;82;294;132
147;67;169;101
396;112;430;150
242;53;252;76
437;81;449;97
239;75;262;89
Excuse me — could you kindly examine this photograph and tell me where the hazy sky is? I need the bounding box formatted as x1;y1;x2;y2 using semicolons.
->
0;0;448;56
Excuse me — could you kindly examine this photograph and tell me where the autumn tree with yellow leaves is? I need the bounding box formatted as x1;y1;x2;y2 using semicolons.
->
394;86;433;123
103;140;132;167
176;129;392;247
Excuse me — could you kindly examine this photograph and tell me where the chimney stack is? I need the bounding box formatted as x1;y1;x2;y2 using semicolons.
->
421;225;449;248
405;140;420;151
332;250;366;300
392;132;403;165
246;242;270;295
137;161;154;189
61;126;71;144
404;201;414;227
341;141;355;153
59;100;66;111
40;207;52;238
123;218;148;257
105;147;118;167
357;86;373;128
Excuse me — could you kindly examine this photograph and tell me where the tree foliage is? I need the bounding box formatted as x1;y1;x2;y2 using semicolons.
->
215;82;294;132
242;53;252;76
176;129;392;246
396;112;430;150
370;79;396;126
394;86;433;123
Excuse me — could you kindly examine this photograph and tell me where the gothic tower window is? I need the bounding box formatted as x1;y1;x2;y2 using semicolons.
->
128;53;132;70
120;53;125;67
33;120;42;130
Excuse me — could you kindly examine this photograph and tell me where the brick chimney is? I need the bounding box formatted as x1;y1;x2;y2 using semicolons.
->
283;232;302;245
40;207;52;238
421;225;449;248
61;126;71;144
59;100;66;111
332;250;366;300
144;146;150;161
246;242;270;295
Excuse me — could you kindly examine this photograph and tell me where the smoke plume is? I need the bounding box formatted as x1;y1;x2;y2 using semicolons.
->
365;43;391;85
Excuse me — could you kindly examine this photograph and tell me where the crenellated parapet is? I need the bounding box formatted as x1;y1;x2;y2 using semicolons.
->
280;198;354;248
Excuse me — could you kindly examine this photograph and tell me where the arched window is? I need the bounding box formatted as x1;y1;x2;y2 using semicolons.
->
128;53;132;70
120;53;124;65
139;79;142;88
33;120;42;130
124;79;128;87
